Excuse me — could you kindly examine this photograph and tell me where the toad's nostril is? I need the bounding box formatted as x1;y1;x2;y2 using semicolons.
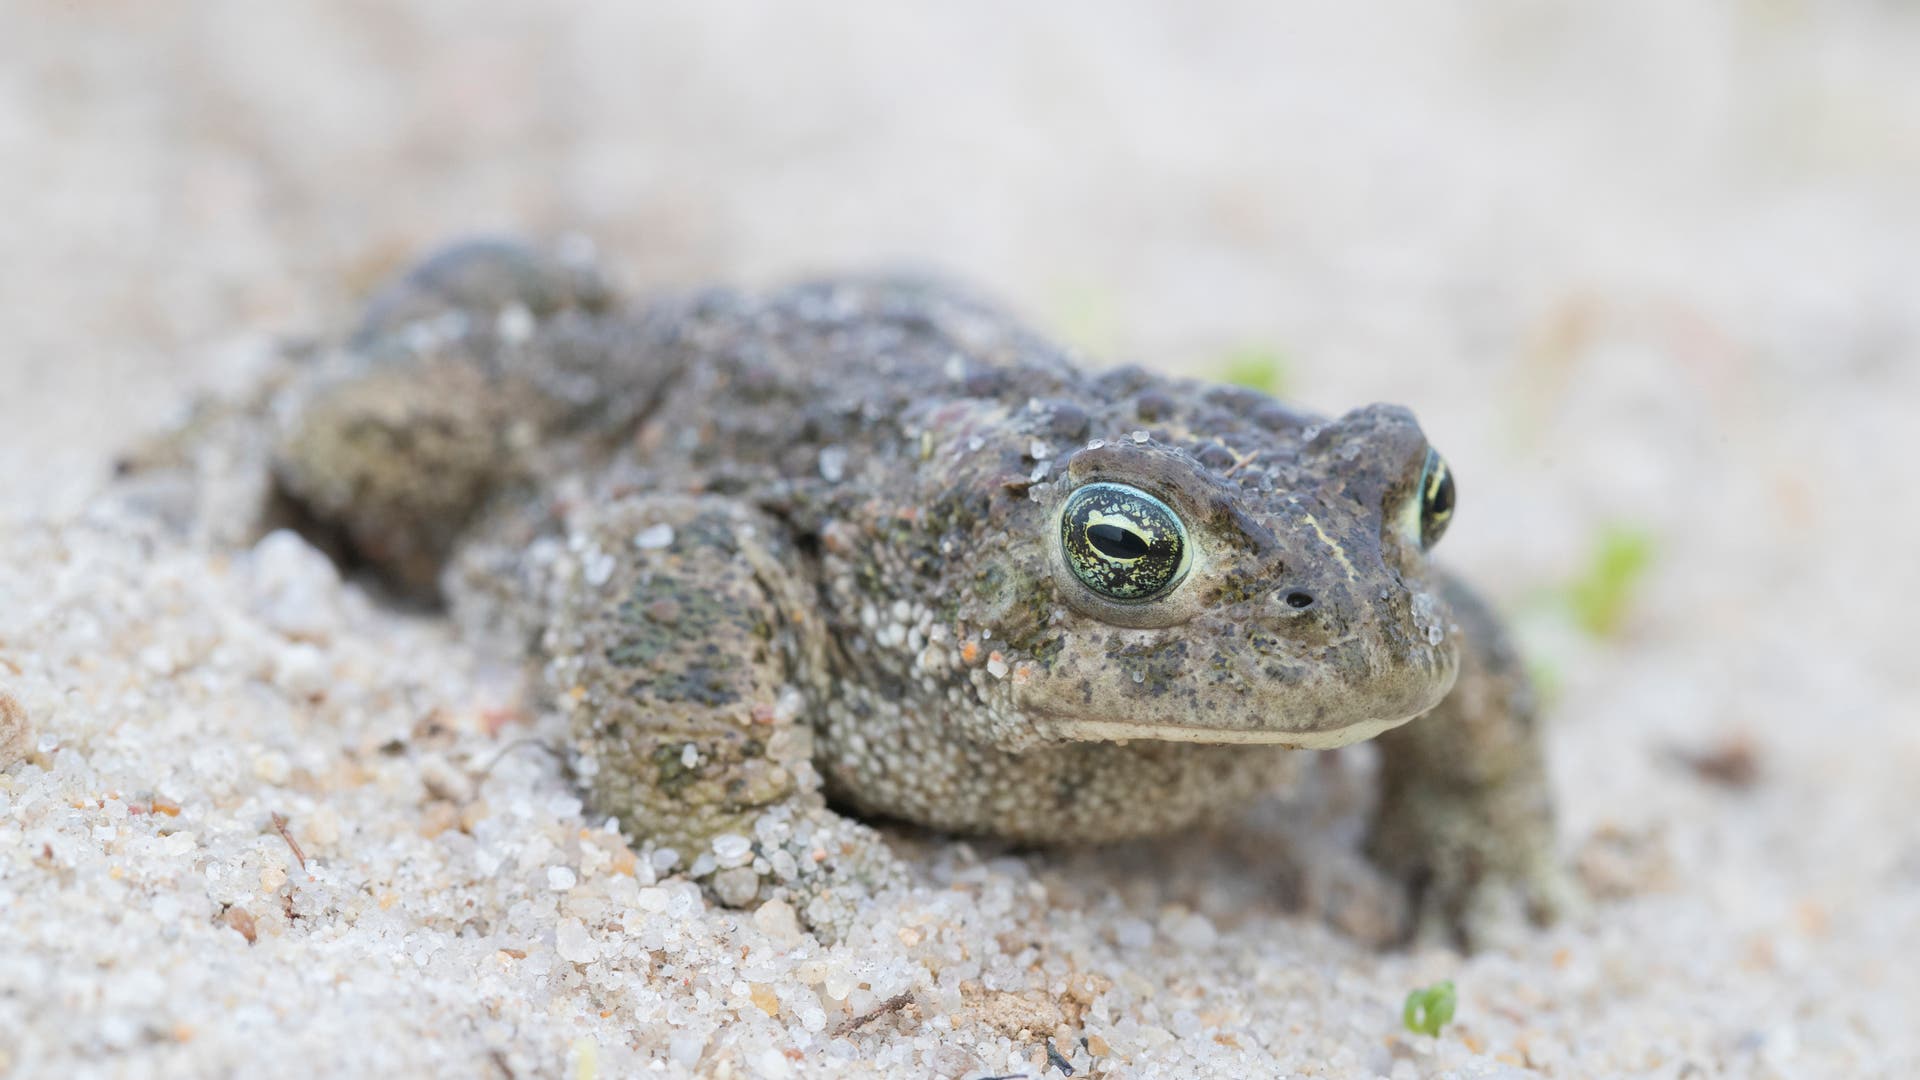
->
1284;591;1316;610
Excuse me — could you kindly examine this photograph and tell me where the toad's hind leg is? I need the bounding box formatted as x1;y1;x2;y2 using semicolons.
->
1366;572;1579;950
544;494;902;933
270;237;655;601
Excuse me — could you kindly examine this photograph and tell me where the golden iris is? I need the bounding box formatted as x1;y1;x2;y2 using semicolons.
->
1060;482;1191;601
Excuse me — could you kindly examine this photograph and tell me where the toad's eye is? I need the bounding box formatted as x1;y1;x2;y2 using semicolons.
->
1059;482;1192;602
1419;449;1455;550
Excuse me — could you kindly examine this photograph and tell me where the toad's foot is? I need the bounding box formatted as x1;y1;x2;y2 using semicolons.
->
677;802;908;944
1366;574;1581;951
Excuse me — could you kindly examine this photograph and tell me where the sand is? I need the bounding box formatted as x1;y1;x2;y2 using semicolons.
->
4;4;1918;1077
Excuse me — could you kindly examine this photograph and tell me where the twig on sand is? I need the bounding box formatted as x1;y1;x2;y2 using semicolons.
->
270;812;308;872
830;991;914;1037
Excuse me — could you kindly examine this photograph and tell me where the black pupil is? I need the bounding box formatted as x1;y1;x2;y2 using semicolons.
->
1429;472;1454;517
1088;523;1151;560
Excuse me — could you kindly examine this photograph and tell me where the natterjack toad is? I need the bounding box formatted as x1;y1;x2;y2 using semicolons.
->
252;238;1569;945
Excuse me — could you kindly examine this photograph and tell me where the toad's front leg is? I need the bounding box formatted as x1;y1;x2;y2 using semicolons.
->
1365;573;1579;950
544;494;903;937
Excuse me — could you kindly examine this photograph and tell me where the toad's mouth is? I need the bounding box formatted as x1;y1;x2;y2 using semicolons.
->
1045;710;1419;750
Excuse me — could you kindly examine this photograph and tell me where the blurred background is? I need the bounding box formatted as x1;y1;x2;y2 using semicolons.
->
3;0;1919;1057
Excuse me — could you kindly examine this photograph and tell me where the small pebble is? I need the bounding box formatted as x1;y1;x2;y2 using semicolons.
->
271;643;329;698
712;834;754;868
1165;911;1219;949
246;530;343;642
711;866;761;907
220;906;258;944
495;303;534;343
1114;917;1155;949
251;751;290;784
752;899;803;944
818;445;848;482
668;1031;706;1067
555;918;599;963
634;523;675;550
